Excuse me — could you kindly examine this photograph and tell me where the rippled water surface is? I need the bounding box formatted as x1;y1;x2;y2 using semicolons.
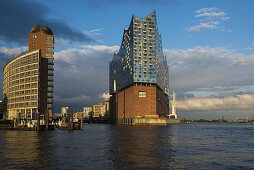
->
0;123;253;169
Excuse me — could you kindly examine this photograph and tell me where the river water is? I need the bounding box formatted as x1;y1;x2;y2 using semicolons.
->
0;123;253;169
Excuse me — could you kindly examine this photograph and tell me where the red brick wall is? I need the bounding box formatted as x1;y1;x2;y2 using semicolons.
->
110;84;169;122
28;33;54;59
156;87;169;117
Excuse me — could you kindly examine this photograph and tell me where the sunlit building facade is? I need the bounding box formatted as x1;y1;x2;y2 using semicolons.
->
109;10;169;123
2;25;54;121
28;25;54;118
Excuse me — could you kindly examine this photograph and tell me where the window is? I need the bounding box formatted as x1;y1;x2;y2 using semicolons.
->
46;43;53;47
46;37;53;41
46;53;53;58
139;91;146;98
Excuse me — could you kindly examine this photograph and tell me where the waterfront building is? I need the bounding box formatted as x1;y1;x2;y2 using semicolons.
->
92;105;105;118
109;10;169;123
29;25;54;119
2;25;54;121
61;107;69;117
83;106;92;118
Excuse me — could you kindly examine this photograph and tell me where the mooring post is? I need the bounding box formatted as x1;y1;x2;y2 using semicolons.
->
81;112;83;130
37;111;40;131
45;109;49;131
71;110;74;130
67;114;71;131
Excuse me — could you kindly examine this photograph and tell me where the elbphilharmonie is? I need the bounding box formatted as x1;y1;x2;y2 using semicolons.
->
109;10;169;123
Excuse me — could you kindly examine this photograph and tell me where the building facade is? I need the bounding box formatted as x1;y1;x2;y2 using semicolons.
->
83;106;92;118
2;25;54;121
92;105;105;118
29;25;54;118
61;107;69;117
109;10;169;122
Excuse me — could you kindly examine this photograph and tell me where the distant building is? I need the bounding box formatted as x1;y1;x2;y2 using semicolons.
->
92;105;105;118
2;25;54;121
74;112;83;120
109;10;169;123
61;107;69;117
83;107;92;118
53;113;61;119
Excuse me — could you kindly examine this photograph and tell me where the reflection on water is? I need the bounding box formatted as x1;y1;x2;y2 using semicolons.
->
0;131;54;169
0;123;254;169
107;126;179;169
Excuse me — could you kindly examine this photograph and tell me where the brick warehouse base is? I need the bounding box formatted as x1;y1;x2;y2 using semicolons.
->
109;83;169;123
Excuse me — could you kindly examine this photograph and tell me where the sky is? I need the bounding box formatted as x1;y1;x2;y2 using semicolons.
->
1;0;254;119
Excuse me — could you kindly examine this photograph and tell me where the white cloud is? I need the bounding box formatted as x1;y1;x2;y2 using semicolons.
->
52;45;119;110
100;92;111;100
164;46;254;101
185;21;219;32
0;46;27;57
81;45;119;53
83;28;104;36
54;45;119;65
176;94;254;111
185;7;230;32
195;7;228;18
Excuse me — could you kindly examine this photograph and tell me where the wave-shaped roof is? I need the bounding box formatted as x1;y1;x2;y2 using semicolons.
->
132;9;156;19
30;25;53;35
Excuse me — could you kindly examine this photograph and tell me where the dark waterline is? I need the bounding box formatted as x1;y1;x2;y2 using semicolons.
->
0;123;253;169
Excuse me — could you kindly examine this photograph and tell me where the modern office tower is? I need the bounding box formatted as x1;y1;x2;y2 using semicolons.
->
29;25;54;119
2;25;54;121
109;10;169;123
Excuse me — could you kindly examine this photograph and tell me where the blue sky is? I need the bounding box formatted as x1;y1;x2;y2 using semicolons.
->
1;0;254;119
37;0;254;50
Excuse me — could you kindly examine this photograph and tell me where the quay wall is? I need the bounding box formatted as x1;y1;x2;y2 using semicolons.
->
117;117;181;126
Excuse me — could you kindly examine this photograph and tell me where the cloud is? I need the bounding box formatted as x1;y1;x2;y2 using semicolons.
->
176;94;254;111
0;46;28;99
85;0;174;8
0;0;93;45
53;45;119;111
164;46;254;116
195;7;228;18
100;92;111;100
244;42;254;50
0;46;27;57
185;21;219;32
83;28;104;36
164;46;254;97
185;7;230;32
